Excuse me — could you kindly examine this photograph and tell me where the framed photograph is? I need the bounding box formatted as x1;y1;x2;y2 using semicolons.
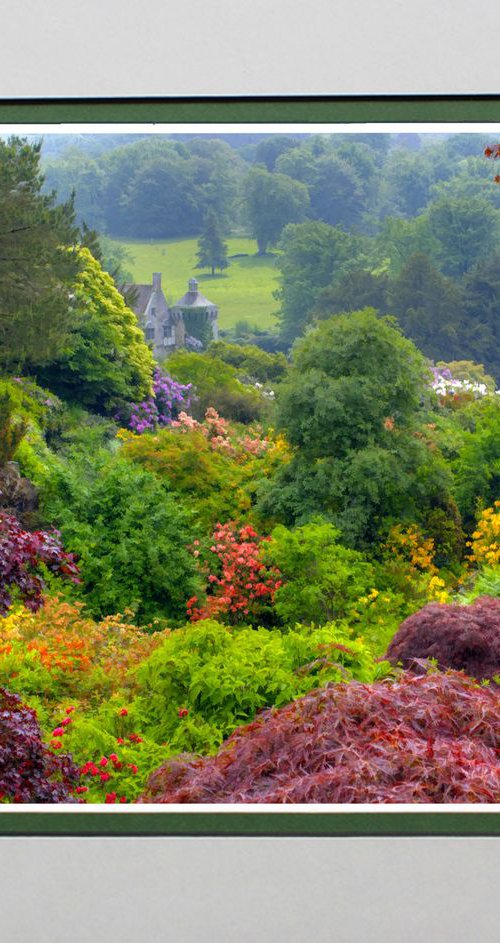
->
2;96;500;841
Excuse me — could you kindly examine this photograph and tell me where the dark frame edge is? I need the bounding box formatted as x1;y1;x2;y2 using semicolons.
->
1;813;500;837
2;95;500;123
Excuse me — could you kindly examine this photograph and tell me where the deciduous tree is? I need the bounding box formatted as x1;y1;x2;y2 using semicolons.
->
243;167;309;255
37;247;154;414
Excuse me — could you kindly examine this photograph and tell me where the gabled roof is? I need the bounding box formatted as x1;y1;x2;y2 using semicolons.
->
125;284;154;316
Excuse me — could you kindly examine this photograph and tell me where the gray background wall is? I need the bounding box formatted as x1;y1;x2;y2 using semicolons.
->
0;0;500;97
1;836;499;942
2;3;500;939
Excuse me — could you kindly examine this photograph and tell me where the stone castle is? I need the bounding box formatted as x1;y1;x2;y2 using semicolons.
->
126;273;218;359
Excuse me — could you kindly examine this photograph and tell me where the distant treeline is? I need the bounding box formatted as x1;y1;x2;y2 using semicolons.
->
38;131;500;378
40;131;497;240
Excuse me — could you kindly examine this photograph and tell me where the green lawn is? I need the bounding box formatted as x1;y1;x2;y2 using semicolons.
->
109;236;281;331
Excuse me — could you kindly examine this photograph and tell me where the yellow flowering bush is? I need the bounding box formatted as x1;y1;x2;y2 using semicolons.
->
468;501;500;568
382;524;450;604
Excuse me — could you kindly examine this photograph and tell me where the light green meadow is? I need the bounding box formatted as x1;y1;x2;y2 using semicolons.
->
110;236;281;331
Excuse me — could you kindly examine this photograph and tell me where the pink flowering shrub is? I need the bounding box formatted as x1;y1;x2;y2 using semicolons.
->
172;407;270;457
187;522;282;624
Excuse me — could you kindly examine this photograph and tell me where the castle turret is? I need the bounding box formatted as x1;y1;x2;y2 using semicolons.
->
172;278;219;341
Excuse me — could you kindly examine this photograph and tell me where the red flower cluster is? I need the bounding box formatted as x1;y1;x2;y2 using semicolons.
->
50;707;74;751
142;672;500;804
79;747;140;801
485;144;500;183
187;523;282;623
78;721;145;802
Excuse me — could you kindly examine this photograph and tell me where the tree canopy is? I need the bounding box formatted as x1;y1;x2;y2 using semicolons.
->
195;209;229;276
243;167;309;254
36;246;154;414
0;137;80;373
258;309;453;546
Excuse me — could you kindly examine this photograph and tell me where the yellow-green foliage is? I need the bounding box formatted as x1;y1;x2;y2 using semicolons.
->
131;618;392;754
39;247;154;414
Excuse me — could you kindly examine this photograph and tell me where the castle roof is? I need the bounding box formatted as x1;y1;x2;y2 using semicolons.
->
125;273;168;317
173;278;217;310
125;284;156;316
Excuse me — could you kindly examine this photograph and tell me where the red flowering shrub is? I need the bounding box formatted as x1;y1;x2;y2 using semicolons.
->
141;672;500;803
0;513;80;615
187;523;282;624
385;596;500;682
0;687;79;802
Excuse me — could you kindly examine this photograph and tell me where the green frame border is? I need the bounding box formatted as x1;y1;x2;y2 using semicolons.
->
2;94;500;835
2;811;500;837
2;95;500;124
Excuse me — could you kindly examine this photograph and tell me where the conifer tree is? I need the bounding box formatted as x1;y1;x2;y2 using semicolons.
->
195;209;229;276
0;137;80;373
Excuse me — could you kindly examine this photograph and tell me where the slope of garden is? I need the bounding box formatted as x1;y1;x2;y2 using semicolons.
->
2;133;500;804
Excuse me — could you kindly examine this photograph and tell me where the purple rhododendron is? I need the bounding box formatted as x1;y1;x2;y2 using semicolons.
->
128;369;192;433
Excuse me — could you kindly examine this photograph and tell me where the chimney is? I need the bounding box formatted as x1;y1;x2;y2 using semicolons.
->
152;273;161;291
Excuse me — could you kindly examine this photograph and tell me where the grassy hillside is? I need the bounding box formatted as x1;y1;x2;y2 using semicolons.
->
109;236;281;331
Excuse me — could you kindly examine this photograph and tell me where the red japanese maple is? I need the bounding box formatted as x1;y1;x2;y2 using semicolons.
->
141;671;500;804
385;596;500;682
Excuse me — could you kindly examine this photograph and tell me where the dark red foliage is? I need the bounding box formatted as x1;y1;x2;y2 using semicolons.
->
141;672;500;804
385;596;500;682
0;687;79;802
0;512;80;615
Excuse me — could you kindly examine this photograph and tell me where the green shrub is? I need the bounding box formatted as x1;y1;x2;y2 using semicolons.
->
207;341;288;383
0;384;28;466
262;520;376;626
165;349;265;422
464;566;500;602
131;618;392;754
34;450;201;622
